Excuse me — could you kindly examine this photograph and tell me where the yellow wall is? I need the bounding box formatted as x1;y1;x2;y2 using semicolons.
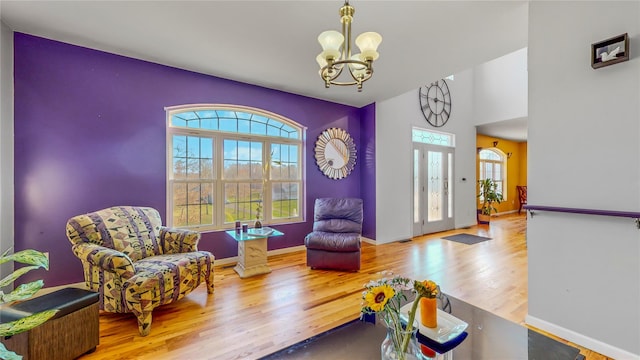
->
518;142;527;186
476;134;527;213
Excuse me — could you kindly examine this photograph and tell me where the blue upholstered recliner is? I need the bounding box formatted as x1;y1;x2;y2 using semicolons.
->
304;198;363;271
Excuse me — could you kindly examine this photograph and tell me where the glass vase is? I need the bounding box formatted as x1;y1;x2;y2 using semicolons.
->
380;324;422;360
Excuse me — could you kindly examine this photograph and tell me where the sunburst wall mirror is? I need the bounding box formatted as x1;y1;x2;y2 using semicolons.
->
314;127;357;180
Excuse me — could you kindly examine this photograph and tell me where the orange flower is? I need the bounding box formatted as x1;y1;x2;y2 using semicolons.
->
423;280;438;293
415;279;439;298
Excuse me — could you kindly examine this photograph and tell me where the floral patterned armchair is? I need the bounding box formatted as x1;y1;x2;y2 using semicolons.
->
66;206;214;336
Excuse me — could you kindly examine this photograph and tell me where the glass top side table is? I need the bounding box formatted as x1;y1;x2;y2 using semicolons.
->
225;227;283;278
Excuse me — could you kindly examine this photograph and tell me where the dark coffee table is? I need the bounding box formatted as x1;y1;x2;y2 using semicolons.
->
260;294;584;359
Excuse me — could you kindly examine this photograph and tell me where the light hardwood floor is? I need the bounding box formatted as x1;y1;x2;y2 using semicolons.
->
81;213;609;360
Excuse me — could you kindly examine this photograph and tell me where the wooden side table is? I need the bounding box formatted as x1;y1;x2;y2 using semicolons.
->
225;227;284;278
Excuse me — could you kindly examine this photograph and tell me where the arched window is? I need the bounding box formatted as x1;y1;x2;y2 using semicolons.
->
166;104;304;230
479;148;506;200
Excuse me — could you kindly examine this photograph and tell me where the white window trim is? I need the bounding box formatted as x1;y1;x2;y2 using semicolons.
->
165;104;305;231
479;148;507;201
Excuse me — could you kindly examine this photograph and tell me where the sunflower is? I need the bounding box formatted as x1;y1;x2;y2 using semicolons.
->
364;284;395;312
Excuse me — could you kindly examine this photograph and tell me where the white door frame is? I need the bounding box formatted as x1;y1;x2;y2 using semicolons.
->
412;143;455;236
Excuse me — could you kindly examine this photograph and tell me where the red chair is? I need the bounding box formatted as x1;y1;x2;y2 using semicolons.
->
517;186;527;214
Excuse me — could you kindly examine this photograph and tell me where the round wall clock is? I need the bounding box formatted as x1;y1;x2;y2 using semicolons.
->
419;79;452;127
314;128;357;180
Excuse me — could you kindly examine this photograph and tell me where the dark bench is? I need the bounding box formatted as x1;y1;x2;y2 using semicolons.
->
0;288;99;360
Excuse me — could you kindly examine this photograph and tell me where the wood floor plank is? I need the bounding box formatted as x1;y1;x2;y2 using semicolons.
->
77;213;609;360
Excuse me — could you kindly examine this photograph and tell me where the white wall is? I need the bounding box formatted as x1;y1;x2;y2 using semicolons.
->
375;70;478;244
527;2;639;358
0;22;14;281
474;48;528;125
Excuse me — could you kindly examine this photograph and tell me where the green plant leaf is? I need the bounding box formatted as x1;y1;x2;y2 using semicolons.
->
0;309;58;337
0;342;23;360
0;266;42;289
0;280;44;303
0;250;48;269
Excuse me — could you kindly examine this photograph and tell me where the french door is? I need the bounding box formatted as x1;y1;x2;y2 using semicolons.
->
412;143;455;235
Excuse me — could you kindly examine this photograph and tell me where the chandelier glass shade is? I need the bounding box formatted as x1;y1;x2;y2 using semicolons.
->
316;1;382;91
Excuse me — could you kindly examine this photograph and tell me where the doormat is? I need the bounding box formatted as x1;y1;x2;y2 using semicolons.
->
441;233;492;245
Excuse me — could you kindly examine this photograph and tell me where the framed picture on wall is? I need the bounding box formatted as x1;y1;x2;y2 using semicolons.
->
591;33;629;69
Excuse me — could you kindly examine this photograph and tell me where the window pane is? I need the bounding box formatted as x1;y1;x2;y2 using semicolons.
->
196;110;216;119
173;182;213;227
170;109;300;140
201;118;218;130
252;115;269;124
225;182;263;222
220;118;237;132
281;125;299;139
224;160;238;179
479;149;501;161
238;119;250;134
267;118;283;128
267;124;281;137
271;143;299;181
235;111;251;120
271;144;283;180
495;164;502;180
272;182;299;219
251;121;267;135
171;115;187;128
427;151;443;222
173;158;186;179
250;142;262;163
411;128;453;146
238;141;250;160
224;140;263;180
173;135;213;180
484;163;493;180
200;159;213;179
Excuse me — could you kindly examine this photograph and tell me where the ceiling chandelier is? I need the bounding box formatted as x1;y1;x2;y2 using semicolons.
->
316;1;382;91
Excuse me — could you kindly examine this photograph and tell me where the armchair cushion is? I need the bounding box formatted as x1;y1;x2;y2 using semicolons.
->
312;198;363;233
159;226;200;254
305;232;361;252
71;242;135;279
67;206;163;262
132;252;213;305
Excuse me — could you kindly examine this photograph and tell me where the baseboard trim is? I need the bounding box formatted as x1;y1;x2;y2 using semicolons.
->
214;245;307;267
525;314;639;360
495;210;518;216
455;222;477;229
361;236;376;245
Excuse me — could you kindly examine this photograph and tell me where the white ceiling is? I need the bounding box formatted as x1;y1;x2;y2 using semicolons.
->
477;117;528;142
0;0;529;138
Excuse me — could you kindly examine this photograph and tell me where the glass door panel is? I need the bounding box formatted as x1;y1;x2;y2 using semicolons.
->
413;143;454;236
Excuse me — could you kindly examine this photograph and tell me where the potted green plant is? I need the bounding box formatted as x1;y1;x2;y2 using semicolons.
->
0;248;57;360
477;178;503;224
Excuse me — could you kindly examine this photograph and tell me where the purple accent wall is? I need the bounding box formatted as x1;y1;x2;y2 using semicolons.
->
359;103;376;239
13;33;373;287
